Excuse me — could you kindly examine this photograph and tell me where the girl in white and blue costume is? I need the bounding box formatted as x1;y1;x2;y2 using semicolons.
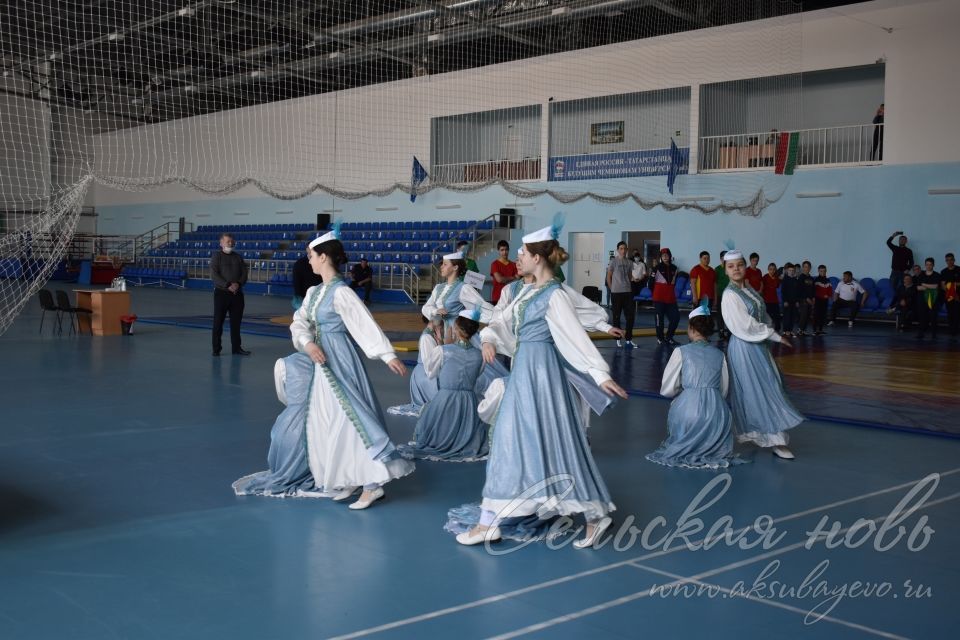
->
647;302;744;469
721;250;804;460
389;251;508;416
233;231;414;510
478;247;623;430
400;308;489;462
452;219;629;549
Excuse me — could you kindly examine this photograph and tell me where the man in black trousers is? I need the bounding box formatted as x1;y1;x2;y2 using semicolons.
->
210;233;250;356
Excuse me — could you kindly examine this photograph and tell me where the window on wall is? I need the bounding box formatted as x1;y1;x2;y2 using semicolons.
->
430;105;541;184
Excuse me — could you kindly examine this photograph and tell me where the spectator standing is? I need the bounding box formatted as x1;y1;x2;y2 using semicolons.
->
796;261;816;337
886;231;914;292
292;254;323;310
941;253;959;339
745;253;763;291
761;262;782;332
607;241;637;348
630;250;647;298
210;233;250;356
649;248;680;345
830;271;868;327
871;104;884;161
887;274;917;332
689;251;717;307
780;263;802;335
915;258;942;340
489;240;518;304
812;264;832;336
350;257;374;304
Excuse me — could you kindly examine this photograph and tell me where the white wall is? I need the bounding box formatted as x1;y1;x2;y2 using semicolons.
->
88;0;960;209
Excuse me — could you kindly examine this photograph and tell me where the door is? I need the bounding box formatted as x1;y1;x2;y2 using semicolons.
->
569;232;605;293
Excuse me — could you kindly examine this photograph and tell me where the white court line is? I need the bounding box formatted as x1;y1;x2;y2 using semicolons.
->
485;491;960;640
328;469;960;640
623;563;910;640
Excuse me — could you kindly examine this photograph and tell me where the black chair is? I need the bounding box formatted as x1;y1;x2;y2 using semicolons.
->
55;289;92;335
38;289;62;335
581;285;602;306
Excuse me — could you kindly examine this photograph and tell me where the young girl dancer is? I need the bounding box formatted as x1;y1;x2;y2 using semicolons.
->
721;250;804;459
389;250;505;416
647;303;741;469
233;231;413;509
400;309;489;462
453;221;628;549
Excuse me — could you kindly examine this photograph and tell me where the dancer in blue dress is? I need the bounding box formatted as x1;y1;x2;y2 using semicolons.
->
453;220;629;549
721;250;804;460
389;250;504;416
233;231;414;509
647;303;743;469
478;247;623;430
400;309;489;462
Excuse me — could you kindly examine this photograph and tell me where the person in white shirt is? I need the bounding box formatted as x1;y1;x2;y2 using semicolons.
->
829;271;869;328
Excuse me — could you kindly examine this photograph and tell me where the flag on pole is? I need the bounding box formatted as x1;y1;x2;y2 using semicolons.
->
775;131;800;175
410;156;428;202
666;138;682;195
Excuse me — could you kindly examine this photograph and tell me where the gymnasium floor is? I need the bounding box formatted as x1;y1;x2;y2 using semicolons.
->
2;287;958;640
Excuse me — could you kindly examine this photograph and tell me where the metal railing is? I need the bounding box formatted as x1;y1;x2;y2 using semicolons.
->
129;221;195;262
699;123;884;172
431;158;541;184
142;256;423;303
427;210;521;287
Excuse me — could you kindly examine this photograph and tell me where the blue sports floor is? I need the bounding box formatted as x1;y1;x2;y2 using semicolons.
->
2;287;958;639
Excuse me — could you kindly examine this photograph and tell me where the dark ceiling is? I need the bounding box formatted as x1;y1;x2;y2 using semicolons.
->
0;1;869;126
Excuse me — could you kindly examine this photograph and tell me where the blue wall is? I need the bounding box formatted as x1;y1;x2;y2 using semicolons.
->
98;161;960;282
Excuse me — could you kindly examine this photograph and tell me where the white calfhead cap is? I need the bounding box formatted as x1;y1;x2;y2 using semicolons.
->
722;249;744;263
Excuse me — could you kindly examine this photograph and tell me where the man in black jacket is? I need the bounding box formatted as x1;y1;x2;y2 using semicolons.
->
780;263;802;336
886;274;917;332
292;254;322;310
210;233;250;356
886;231;914;292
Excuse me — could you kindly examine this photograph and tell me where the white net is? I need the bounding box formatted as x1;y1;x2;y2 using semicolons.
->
1;0;805;334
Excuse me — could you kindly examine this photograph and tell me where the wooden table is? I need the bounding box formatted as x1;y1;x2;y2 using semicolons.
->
74;290;131;336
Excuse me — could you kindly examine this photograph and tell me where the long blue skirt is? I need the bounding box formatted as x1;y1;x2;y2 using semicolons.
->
726;336;804;438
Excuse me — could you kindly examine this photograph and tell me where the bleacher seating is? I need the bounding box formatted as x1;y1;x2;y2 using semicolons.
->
127;218;498;287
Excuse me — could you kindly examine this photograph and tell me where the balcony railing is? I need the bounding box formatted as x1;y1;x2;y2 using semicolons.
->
432;158;541;184
699;123;884;172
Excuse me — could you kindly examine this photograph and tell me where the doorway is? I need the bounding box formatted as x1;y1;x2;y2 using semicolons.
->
623;231;661;270
569;232;605;293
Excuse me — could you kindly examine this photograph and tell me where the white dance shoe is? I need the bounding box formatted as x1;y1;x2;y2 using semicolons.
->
573;517;613;549
771;446;795;460
456;526;502;546
332;486;360;501
349;487;385;510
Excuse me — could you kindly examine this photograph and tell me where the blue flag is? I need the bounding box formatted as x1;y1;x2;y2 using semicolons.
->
410;156;428;202
666;138;682;195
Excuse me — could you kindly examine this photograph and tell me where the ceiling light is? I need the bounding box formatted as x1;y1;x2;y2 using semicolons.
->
48;53;59;60
249;71;262;78
107;32;124;41
177;7;195;18
184;85;195;92
304;41;317;49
